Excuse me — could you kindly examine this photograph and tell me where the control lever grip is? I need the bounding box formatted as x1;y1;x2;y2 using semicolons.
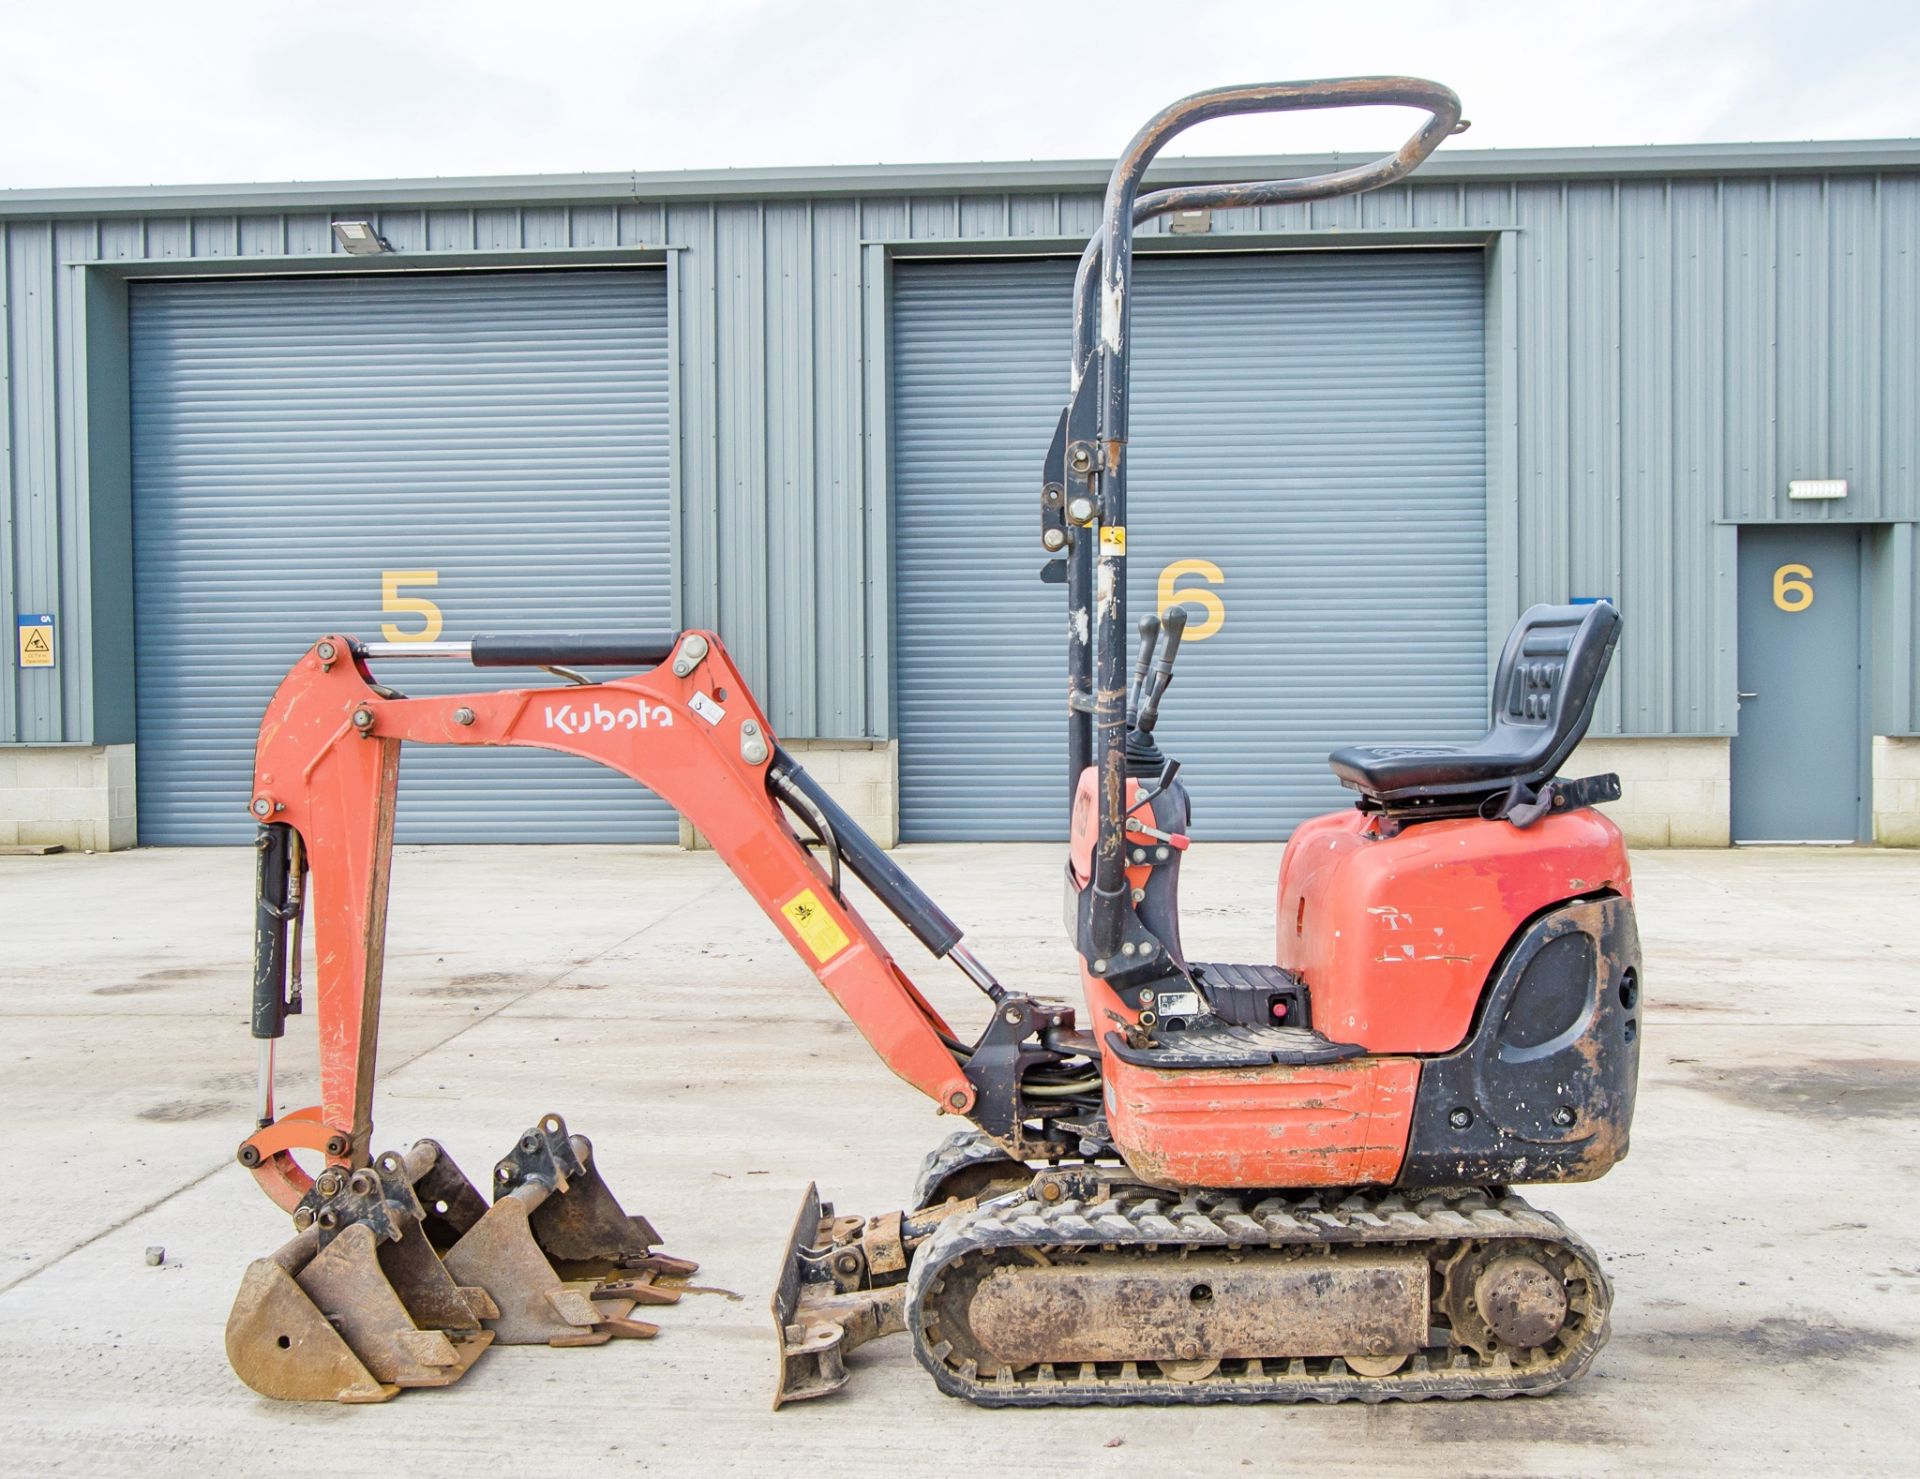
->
1129;614;1160;716
1136;606;1188;735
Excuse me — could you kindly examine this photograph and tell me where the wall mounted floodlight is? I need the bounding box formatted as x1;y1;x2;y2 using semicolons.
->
1168;208;1213;235
1788;479;1847;501
330;219;392;256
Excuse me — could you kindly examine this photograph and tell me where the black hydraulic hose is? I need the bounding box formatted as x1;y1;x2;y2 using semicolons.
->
768;747;964;958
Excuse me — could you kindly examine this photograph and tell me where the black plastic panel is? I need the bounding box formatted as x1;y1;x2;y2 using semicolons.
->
1399;894;1641;1186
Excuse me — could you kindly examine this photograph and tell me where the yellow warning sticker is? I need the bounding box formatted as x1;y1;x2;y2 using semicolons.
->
16;615;54;669
781;888;851;963
1099;525;1127;556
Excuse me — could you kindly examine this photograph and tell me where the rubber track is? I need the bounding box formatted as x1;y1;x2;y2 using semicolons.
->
910;1131;1023;1211
907;1185;1611;1406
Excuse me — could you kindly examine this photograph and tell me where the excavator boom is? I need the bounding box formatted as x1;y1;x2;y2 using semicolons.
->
242;628;986;1210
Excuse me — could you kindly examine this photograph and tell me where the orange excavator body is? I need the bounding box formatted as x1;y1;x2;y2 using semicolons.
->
223;74;1640;1412
1067;767;1631;1189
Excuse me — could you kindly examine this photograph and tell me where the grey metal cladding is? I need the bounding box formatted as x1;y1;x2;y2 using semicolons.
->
892;251;1488;841
129;268;675;843
3;154;1919;753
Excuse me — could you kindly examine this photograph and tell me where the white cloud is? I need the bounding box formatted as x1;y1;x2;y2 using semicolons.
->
0;0;1914;189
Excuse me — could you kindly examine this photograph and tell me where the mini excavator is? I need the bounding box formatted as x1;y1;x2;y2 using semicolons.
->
226;75;1642;1408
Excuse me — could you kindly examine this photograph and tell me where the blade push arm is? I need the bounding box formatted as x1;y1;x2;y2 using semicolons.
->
240;630;977;1209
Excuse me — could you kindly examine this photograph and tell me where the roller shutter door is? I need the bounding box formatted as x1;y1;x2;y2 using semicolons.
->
131;269;675;843
893;251;1487;840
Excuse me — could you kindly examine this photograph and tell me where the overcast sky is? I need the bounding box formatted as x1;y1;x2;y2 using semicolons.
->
4;0;1917;191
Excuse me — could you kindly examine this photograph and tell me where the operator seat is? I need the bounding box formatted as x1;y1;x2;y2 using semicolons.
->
1327;602;1620;807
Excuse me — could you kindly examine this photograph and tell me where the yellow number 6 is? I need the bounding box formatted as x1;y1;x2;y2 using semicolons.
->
1771;563;1813;613
1157;559;1226;641
381;569;443;642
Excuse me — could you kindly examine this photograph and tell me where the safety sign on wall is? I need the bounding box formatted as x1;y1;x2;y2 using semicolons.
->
16;614;54;668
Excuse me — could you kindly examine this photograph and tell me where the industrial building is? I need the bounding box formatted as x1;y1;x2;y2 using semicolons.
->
1;138;1916;850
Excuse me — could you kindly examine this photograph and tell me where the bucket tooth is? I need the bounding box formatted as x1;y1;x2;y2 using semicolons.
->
771;1183;907;1408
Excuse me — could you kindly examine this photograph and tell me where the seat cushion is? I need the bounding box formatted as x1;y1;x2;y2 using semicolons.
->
1326;738;1547;800
1325;602;1621;806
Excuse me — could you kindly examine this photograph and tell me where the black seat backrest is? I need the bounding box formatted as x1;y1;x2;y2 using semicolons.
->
1489;601;1620;785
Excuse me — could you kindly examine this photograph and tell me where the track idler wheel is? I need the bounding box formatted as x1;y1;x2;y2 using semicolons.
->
1439;1243;1575;1357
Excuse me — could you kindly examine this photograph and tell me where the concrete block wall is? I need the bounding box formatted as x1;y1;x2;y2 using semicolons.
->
0;745;136;851
1873;738;1920;845
680;739;898;849
1564;737;1731;848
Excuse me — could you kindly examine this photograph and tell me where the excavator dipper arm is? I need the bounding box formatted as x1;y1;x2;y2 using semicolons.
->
238;629;978;1210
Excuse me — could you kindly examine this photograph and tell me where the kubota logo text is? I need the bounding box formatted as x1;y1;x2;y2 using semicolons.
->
544;700;674;734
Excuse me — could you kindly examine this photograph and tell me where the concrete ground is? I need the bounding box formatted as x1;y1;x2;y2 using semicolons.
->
1;842;1916;1477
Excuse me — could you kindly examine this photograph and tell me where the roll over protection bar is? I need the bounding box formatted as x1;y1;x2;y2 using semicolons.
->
1061;77;1465;963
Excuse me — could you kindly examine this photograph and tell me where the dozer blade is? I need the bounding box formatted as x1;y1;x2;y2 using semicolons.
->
771;1183;907;1408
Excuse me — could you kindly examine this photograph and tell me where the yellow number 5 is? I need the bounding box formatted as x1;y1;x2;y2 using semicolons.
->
381;569;443;642
1157;559;1226;641
1771;563;1813;613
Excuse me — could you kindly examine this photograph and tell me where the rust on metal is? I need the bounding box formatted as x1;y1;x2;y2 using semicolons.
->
225;1223;493;1404
961;1249;1428;1367
1472;1253;1571;1349
226;1115;693;1400
440;1189;615;1347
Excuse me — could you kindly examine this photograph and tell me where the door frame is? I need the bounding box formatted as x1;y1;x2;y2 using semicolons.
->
1732;521;1872;842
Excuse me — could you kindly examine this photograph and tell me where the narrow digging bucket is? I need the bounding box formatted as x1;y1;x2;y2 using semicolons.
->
411;1115;697;1347
225;1157;496;1403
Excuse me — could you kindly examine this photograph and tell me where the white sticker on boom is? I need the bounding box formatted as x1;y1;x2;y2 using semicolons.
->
1155;991;1202;1018
688;691;727;726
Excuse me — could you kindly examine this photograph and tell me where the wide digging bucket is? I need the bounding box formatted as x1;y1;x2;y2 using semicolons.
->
225;1156;496;1403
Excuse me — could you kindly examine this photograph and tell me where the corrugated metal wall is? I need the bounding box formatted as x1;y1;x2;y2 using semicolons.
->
3;164;1918;753
129;269;676;844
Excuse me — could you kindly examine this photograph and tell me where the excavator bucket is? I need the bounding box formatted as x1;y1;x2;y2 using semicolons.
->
227;1116;695;1400
415;1115;698;1346
225;1159;496;1403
